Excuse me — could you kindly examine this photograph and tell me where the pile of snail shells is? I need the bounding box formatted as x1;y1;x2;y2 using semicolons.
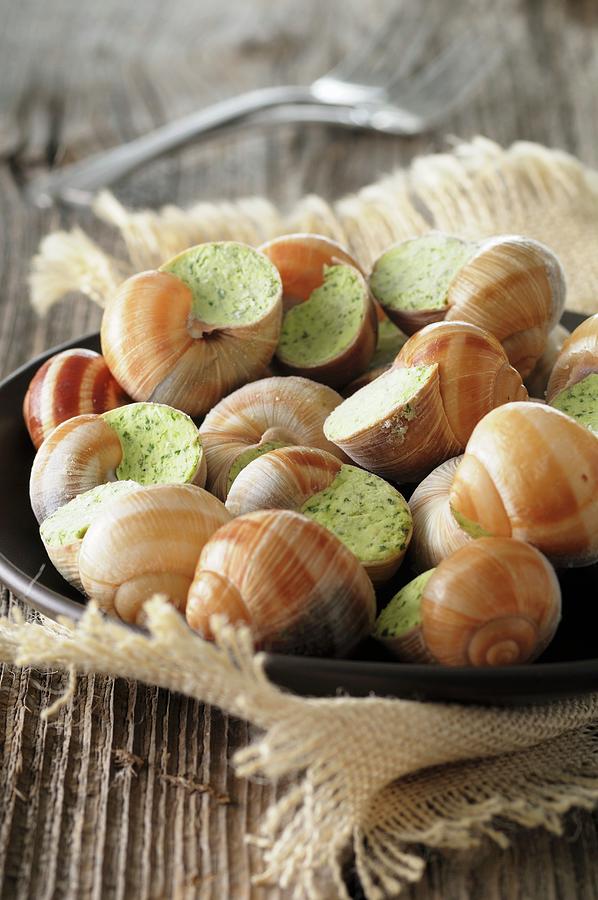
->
23;230;598;667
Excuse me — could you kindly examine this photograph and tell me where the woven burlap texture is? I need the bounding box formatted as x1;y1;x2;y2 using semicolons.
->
5;136;598;898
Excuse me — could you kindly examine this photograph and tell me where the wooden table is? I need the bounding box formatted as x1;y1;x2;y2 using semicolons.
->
2;1;598;896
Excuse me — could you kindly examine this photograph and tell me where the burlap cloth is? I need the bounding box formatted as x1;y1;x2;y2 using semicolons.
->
4;137;598;898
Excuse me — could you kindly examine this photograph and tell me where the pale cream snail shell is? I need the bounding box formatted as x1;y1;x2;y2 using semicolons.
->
101;242;283;417
40;481;143;591
79;483;231;623
225;446;412;584
324;321;527;483
369;233;565;376
408;455;471;573
30;402;206;524
23;348;129;449
186;509;376;657
198;375;348;500
373;538;561;666
449;401;598;566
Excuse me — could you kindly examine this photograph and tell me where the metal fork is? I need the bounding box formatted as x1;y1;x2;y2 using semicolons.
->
26;3;501;208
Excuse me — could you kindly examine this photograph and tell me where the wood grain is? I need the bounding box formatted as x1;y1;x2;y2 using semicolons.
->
2;0;598;896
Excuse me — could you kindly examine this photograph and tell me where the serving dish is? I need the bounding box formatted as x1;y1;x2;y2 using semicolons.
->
2;314;598;704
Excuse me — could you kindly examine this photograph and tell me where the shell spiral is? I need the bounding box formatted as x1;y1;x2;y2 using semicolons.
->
421;538;561;666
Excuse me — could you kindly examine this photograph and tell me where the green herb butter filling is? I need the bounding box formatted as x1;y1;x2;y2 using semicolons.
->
550;374;598;435
103;403;202;485
373;569;435;639
369;234;474;312
40;481;141;548
277;265;365;365
161;242;281;326
227;441;288;492
325;365;436;438
300;464;412;564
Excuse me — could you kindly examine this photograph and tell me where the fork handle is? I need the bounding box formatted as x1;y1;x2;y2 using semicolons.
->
27;85;314;207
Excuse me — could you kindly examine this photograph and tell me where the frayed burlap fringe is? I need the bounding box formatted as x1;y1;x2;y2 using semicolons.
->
2;598;598;899
29;136;598;317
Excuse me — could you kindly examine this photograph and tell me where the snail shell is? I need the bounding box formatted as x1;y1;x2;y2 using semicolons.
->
79;484;231;623
449;401;598;566
324;321;527;483
225;446;412;584
370;233;565;377
374;538;561;666
40;480;143;591
23;348;129;449
30;402;206;524
408;455;471;573
186;509;376;657
525;323;570;398
546;313;598;401
260;234;377;388
101;242;283;417
199;375;348;500
259;233;364;309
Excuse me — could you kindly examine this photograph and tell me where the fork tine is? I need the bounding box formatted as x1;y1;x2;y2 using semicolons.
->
385;31;504;124
322;0;440;88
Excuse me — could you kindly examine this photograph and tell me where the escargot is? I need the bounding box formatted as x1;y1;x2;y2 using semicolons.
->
323;320;527;482
198;375;348;500
408;456;471;573
23;348;129;449
260;234;377;387
369;233;565;376
30;401;206;524
373;538;561;666
101;241;283;417
225;446;412;584
40;481;143;590
449;401;598;566
186;509;376;657
79;483;231;623
546;313;598;434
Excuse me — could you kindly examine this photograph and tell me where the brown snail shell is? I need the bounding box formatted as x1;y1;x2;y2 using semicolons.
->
449;401;598;566
324;321;527;483
546;313;598;402
30;404;206;524
198;376;348;500
23;348;129;449
186;509;376;657
225;446;412;584
370;234;565;377
260;234;377;388
375;538;561;666
79;484;231;623
408;455;471;573
101;242;283;417
259;233;364;309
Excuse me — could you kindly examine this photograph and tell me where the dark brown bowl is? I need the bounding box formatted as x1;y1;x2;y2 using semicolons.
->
2;315;598;704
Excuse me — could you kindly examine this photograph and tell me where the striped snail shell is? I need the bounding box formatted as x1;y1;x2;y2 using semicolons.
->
23;348;128;449
374;538;561;667
186;509;376;657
